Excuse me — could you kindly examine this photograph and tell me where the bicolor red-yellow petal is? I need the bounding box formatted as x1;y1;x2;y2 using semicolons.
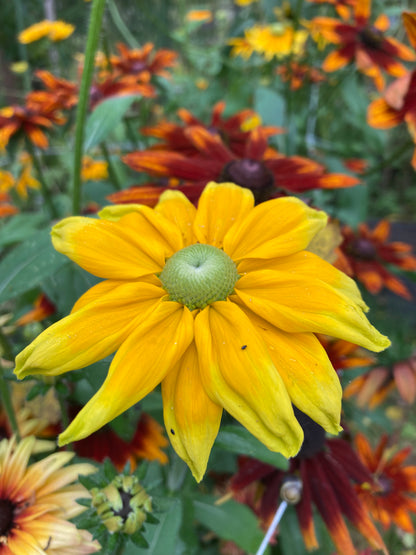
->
162;342;222;482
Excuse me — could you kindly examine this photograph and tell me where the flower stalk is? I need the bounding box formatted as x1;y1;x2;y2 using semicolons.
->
72;0;107;215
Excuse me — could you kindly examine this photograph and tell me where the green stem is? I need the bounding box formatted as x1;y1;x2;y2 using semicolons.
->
25;139;58;219
13;0;31;93
363;140;414;177
0;366;20;440
124;117;139;148
108;0;140;48
72;0;107;215
100;142;122;190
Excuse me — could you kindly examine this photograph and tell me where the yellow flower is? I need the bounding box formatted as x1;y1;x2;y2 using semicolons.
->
81;156;109;181
228;35;255;59
14;182;390;481
0;436;100;554
234;0;260;6
247;23;308;61
18;20;74;44
0;170;15;193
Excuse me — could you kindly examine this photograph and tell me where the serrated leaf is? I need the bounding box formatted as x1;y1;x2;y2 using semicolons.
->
0;229;69;303
85;95;142;150
135;498;182;555
193;494;266;553
215;425;289;470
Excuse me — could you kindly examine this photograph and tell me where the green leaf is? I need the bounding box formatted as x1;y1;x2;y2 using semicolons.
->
135;498;182;555
84;95;142;150
215;425;289;470
0;229;69;303
254;86;285;128
193;494;266;553
0;213;47;247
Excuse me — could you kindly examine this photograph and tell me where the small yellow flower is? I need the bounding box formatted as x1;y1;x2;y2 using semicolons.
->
234;0;260;6
15;182;390;481
0;170;15;193
240;113;262;132
18;20;74;44
0;436;100;554
247;23;308;61
195;78;209;90
81;156;109;181
10;61;29;74
228;35;255;59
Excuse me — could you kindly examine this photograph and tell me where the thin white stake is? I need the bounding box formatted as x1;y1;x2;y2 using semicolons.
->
255;500;288;555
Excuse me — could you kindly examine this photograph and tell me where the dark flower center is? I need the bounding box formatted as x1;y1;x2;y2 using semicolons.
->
220;159;275;202
0;498;15;536
294;407;326;459
349;238;377;260
359;26;384;50
377;474;393;495
130;61;147;73
114;490;134;521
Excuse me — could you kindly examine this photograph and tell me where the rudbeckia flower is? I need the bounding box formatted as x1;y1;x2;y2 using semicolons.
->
229;411;387;555
15;182;389;481
0;436;100;554
312;0;416;90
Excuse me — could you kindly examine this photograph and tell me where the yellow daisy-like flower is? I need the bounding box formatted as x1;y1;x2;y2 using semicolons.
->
247;23;308;61
14;182;389;481
81;156;109;182
0;436;100;554
18;20;74;44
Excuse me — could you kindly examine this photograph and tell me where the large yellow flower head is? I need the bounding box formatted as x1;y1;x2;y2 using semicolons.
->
14;182;389;481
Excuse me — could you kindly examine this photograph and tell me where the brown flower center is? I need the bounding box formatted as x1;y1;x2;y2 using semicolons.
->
349;238;377;260
294;407;326;459
359;26;384;50
0;499;15;537
220;159;275;202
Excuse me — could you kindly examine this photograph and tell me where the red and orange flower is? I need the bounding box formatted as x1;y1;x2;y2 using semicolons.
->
110;42;178;81
356;433;416;533
230;411;386;555
312;0;416;90
335;220;416;299
123;125;359;204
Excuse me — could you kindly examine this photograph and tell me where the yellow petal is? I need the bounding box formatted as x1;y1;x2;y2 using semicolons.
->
98;204;146;221
58;302;194;445
70;279;124;312
237;251;366;310
14;282;165;378
195;301;303;458
162;342;222;482
223;197;327;261
156;190;197;247
234;270;390;352
52;209;183;280
193;182;254;248
244;307;342;434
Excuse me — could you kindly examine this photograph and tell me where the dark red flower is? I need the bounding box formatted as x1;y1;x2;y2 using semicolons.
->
110;42;178;80
335;220;416;299
312;0;416;90
356;433;416;533
230;411;387;555
123;126;359;203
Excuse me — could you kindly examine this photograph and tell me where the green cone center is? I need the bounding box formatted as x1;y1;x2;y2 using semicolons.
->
160;244;239;310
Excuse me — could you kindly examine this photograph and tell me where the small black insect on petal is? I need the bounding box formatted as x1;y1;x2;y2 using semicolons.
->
241;345;247;350
170;429;175;435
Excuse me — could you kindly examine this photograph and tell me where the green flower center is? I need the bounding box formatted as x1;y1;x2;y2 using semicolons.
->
160;244;239;311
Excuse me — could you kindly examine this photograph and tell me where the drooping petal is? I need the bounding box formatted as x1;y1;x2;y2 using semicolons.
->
193;182;254;248
223;197;327;261
155;189;197;246
58;302;194;445
51;209;183;279
246;308;342;434
195;301;303;458
162;342;222;482
14;282;166;378
234;269;390;352
322;49;351;72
